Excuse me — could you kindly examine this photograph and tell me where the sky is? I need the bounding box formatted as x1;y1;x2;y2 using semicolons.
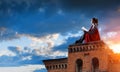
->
0;0;120;72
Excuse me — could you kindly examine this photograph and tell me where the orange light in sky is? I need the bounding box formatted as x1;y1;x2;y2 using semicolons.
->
109;44;120;53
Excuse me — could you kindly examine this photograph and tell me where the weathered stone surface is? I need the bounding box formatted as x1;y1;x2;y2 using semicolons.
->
43;41;120;72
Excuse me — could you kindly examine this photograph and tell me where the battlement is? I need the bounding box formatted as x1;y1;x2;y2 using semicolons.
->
43;40;118;72
69;41;107;53
43;58;67;70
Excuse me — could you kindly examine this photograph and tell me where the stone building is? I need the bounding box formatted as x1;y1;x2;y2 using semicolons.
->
43;41;120;72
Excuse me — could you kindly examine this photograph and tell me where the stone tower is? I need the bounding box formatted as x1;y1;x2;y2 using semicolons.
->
67;41;111;72
43;41;120;72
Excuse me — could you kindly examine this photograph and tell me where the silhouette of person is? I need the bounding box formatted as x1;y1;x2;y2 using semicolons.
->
75;18;101;43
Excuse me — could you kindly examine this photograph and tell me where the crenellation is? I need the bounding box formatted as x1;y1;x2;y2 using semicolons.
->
73;41;108;53
46;63;68;70
69;43;105;53
62;64;64;68
69;48;71;52
55;65;57;69
46;63;67;70
43;41;120;72
53;65;55;69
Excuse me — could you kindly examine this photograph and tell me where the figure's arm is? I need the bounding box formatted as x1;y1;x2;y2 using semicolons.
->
88;26;98;34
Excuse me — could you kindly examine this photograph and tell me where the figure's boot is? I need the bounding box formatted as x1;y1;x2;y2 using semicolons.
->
75;40;79;44
75;39;83;44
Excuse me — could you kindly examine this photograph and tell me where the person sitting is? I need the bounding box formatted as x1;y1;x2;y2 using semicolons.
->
75;18;101;44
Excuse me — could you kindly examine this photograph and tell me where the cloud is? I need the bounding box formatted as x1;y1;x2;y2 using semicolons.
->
103;17;120;32
0;28;20;41
0;0;120;71
34;69;47;72
0;65;45;72
29;33;64;55
100;17;120;44
49;51;67;58
0;47;67;66
8;46;21;54
0;30;83;66
28;31;83;56
0;13;88;40
0;49;16;56
0;0;119;39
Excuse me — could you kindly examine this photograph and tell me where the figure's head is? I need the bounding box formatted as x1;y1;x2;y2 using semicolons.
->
91;18;98;25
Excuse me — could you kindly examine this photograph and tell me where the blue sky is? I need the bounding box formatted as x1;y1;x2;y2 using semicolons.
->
0;0;120;72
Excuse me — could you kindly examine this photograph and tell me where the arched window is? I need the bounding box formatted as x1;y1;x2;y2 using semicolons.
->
76;59;83;72
92;57;99;72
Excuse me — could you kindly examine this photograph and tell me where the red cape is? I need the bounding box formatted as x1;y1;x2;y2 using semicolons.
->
84;25;100;43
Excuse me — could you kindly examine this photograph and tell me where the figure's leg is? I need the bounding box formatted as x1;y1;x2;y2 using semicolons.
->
78;34;85;43
75;32;85;43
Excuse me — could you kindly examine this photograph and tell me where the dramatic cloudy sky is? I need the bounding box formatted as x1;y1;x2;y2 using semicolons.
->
0;0;120;72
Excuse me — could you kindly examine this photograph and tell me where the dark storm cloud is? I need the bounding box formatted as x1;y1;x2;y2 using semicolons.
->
60;0;120;10
0;0;119;39
59;0;120;17
0;0;119;14
0;0;41;12
0;0;58;14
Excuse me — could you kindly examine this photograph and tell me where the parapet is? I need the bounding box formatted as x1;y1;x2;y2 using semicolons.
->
69;41;109;53
43;58;67;70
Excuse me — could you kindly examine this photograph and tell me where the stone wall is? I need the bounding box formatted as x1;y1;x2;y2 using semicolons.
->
43;58;67;72
43;41;120;72
67;41;110;72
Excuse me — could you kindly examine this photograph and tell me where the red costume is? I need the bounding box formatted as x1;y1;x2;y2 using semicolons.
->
84;25;100;43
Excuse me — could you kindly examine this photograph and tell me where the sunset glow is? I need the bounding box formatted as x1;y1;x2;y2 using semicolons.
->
0;0;120;71
109;44;120;53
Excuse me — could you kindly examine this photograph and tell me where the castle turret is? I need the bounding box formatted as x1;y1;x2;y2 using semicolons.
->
67;41;111;72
